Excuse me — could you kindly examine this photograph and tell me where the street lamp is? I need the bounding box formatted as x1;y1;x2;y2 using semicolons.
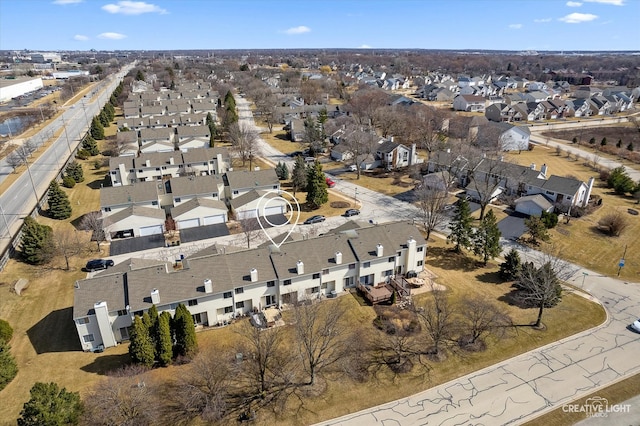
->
354;188;359;204
60;114;73;156
0;204;12;239
581;271;588;288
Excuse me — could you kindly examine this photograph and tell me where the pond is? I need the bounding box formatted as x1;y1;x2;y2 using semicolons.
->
0;115;32;137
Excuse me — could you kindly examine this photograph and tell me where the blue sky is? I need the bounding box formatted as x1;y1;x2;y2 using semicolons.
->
1;0;638;51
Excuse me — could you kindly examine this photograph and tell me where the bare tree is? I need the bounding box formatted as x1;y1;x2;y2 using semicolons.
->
346;87;388;127
82;365;159;426
458;297;511;350
339;122;378;180
53;228;84;270
234;321;285;395
163;352;232;424
79;211;105;252
292;298;348;385
228;122;260;168
237;217;262;249
515;252;574;328
415;289;456;359
598;211;629;236
6;150;25;172
415;185;449;241
466;153;517;220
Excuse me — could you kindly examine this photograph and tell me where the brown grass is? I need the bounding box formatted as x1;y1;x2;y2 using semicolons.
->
524;372;640;426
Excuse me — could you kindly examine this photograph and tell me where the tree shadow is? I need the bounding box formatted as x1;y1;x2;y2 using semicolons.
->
476;271;503;284
274;133;289;141
27;307;82;353
86;177;108;190
426;246;476;272
80;353;132;375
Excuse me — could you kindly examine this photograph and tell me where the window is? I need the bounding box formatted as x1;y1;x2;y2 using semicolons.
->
267;280;276;287
344;276;355;287
363;262;370;268
111;171;117;175
273;185;278;189
188;299;198;306
224;306;233;314
417;247;424;252
321;282;328;289
388;257;395;263
223;291;232;299
134;310;143;317
161;166;167;170
103;207;111;212
151;201;158;206
417;260;424;266
203;162;207;166
77;317;89;325
138;169;143;173
322;269;329;275
383;269;393;277
170;303;179;310
117;309;128;316
312;273;320;279
212;193;217;198
235;287;244;294
129;169;135;172
348;263;356;270
175;197;181;203
283;279;291;286
265;295;277;306
236;301;245;309
233;190;239;195
155;167;161;171
306;286;320;295
83;334;95;343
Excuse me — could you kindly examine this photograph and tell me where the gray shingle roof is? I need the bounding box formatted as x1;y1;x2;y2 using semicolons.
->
170;197;227;218
103;205;166;225
226;169;279;191
168;174;224;198
541;175;583;196
347;222;426;262
100;181;160;207
229;189;277;209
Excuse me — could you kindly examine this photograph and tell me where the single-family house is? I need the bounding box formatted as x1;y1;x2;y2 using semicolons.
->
453;95;486;112
376;139;417;170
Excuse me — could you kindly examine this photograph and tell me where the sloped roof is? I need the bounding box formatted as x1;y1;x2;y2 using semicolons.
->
226;169;279;191
100;181;161;207
170;197;227;218
103;205;166;225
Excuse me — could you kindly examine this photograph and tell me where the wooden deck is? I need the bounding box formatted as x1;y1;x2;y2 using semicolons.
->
357;282;393;304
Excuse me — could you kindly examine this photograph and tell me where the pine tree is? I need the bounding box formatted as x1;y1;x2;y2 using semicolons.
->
99;110;110;127
135;70;145;81
600;137;607;146
0;339;18;392
589;137;595;145
172;304;197;358
472;209;502;265
90;116;104;140
306;162;328;209
291;155;307;196
617;139;622;148
499;248;522;280
47;180;72;220
448;198;473;253
128;315;155;367
628;142;634;152
81;134;99;156
65;161;84;183
525;216;550;244
156;312;173;367
20;217;54;265
18;382;82;426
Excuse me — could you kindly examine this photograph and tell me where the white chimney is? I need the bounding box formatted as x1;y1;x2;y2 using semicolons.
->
204;279;212;293
540;163;548;176
150;288;160;304
376;244;384;257
530;163;536;170
296;260;304;275
335;251;342;265
406;237;418;273
446;148;451;153
250;268;258;282
145;159;151;167
169;157;174;165
584;177;595;207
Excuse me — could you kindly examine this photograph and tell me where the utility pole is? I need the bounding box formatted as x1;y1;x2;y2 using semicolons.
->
60;113;73;156
0;204;12;239
617;245;627;277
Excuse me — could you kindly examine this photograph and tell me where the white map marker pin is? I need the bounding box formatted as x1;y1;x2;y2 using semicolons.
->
255;189;300;248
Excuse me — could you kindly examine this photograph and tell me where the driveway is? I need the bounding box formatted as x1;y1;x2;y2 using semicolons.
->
180;223;230;243
109;234;166;256
497;210;528;241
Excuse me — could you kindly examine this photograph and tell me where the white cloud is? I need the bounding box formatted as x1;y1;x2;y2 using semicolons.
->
509;23;523;29
97;32;127;40
53;0;83;4
566;1;583;6
534;18;553;23
74;34;89;41
584;0;624;5
283;25;311;35
359;44;372;49
102;1;167;15
559;12;598;23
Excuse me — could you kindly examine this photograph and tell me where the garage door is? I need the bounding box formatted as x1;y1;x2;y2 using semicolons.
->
236;210;256;220
262;206;284;216
203;214;225;225
139;225;163;236
178;218;200;229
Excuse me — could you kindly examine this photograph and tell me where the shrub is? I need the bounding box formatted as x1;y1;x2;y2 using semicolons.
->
76;149;90;160
598;212;629;236
0;340;18;391
0;319;13;342
62;176;76;188
541;211;558;229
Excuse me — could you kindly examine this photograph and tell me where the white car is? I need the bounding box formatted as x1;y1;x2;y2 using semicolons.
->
631;319;640;333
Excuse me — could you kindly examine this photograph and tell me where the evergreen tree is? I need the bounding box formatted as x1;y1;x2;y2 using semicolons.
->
128;315;155;367
0;339;18;392
305;162;328;209
90;116;104;140
104;103;115;121
448;198;473;253
500;248;522;280
205;112;217;146
0;319;13;342
156;311;173;367
540;211;558;228
98;110;110;127
20;217;54;265
18;382;82;426
628;142;634;152
291;155;307;196
524;216;550;244
65;161;84;183
617;139;622;148
472;209;502;265
275;161;289;180
135;69;145;81
589;137;595;145
572;137;577;144
146;306;159;358
62;176;75;188
172;304;198;358
47;180;72;220
600;137;607;146
81;134;99;156
224;90;236;110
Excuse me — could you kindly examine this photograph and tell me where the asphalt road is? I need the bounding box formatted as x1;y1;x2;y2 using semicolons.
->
0;65;135;248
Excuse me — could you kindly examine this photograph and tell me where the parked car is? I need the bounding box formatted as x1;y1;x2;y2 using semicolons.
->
349;164;358;172
631;318;640;333
85;259;114;272
344;209;360;217
325;177;336;188
303;215;326;224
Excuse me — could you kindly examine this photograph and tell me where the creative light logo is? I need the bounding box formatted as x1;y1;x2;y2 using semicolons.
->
562;396;631;418
255;189;300;248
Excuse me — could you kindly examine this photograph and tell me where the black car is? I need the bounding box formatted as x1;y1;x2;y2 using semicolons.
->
303;215;326;224
344;209;360;217
86;259;115;272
